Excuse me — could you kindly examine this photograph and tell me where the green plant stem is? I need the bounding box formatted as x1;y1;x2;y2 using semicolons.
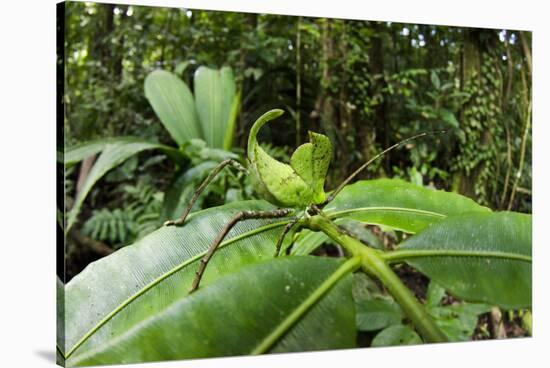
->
251;256;361;354
307;214;448;343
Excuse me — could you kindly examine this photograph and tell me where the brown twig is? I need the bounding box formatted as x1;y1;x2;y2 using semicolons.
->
69;229;113;256
75;154;97;198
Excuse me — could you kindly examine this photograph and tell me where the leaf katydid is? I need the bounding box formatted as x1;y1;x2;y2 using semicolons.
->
165;108;443;293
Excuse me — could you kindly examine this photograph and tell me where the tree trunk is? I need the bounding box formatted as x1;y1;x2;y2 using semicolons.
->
368;22;389;174
456;30;482;198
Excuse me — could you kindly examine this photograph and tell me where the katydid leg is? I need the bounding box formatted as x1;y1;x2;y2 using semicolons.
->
190;208;293;293
164;159;247;227
273;217;300;257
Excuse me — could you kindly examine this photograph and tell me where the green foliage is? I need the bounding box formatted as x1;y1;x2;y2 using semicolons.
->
371;325;423;347
395;212;531;309
62;200;289;360
144;70;202;145
82;208;138;246
425;281;491;341
59;179;531;364
65;139;180;232
65;64;241;233
144;66;240;149
67;257;355;366
356;299;403;332
62;3;532;362
325;178;490;233
82;180;164;247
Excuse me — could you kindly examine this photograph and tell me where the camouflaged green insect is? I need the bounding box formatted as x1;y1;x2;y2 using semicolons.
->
247;109;332;208
166;108;438;293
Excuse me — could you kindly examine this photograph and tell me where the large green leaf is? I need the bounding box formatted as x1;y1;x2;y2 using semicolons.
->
67;256;356;366
145;69;202;146
386;212;532;309
64;137;182;167
66;140;180;232
62;201;293;361
325;179;490;233
194;66;239;149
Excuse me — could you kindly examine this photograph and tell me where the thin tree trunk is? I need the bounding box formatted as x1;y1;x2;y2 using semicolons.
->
369;22;389;174
456;30;482;198
519;32;532;77
296;16;302;147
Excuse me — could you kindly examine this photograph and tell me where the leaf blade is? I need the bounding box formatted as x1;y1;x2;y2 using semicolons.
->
66;140;177;232
394;212;532;309
63;201;290;358
326;179;490;233
67;257;356;366
194;66;238;148
145;69;201;145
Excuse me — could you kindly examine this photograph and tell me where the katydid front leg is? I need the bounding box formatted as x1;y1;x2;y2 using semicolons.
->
164;159;248;227
190;208;293;293
273;217;299;257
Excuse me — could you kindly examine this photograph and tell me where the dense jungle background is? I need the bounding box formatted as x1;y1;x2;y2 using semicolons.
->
61;0;531;309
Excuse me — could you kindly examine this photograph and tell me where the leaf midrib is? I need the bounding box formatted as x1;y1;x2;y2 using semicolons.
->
250;257;360;354
383;249;532;263
327;206;447;220
65;219;291;359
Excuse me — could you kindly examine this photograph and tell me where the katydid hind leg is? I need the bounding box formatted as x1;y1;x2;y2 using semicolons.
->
190;208;293;293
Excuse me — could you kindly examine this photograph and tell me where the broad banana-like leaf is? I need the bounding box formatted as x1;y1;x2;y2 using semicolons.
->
325;179;490;233
145;70;202;145
386;212;532;309
62;201;293;362
66;140;182;232
292;179;490;254
194;66;239;149
66;256;356;366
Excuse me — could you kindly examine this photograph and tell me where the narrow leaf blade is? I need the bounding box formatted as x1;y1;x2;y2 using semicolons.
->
66;140;176;232
145;70;201;145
